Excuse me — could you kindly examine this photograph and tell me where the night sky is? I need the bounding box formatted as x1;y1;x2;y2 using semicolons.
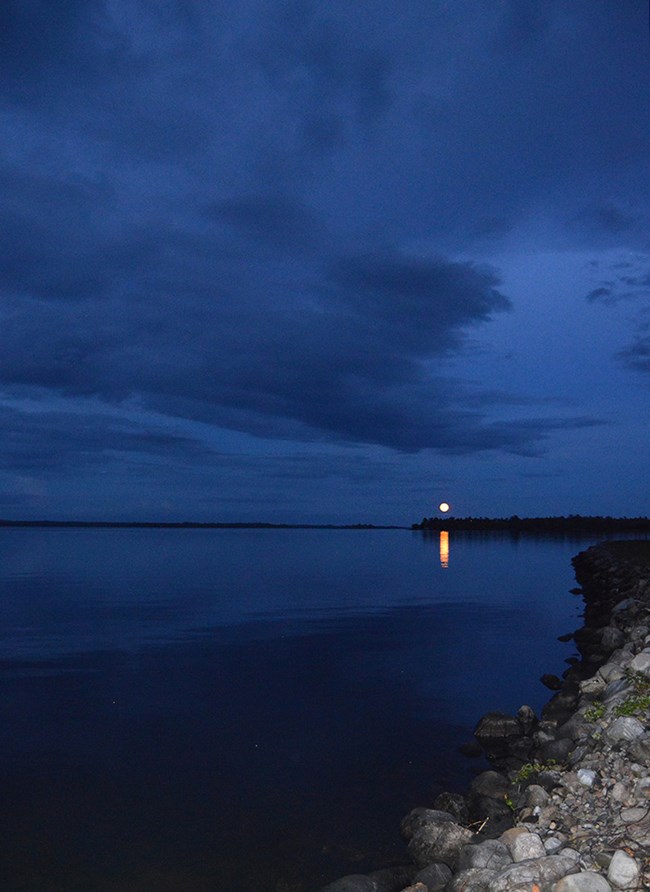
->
1;1;649;524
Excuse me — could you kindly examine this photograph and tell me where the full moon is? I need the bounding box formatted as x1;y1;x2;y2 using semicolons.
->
439;502;450;513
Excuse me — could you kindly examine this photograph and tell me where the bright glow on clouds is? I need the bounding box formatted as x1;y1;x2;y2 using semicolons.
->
0;1;648;522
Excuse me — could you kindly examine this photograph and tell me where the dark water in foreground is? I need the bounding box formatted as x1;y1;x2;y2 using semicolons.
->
0;528;611;890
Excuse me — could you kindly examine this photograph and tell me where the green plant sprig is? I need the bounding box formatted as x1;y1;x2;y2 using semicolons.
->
514;760;558;783
614;693;650;717
584;702;605;722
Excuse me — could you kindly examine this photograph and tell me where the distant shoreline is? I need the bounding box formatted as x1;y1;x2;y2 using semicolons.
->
1;515;649;533
0;520;406;530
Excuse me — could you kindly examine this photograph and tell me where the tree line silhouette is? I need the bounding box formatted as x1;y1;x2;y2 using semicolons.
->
412;514;650;532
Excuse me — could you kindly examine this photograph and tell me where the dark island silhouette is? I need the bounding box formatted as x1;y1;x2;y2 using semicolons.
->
412;514;650;533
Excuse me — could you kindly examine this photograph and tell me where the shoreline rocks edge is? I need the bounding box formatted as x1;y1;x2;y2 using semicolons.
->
318;540;650;892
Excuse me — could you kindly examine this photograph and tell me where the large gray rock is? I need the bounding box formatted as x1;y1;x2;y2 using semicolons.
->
612;597;641;614
543;834;567;854
505;831;546;862
556;713;588;741
535;768;564;792
603;678;633;702
469;772;511;801
474;712;521;740
604;716;645;744
413;862;452;890
635;776;650;798
607;849;641;889
536;736;574;764
620;805;648;823
434;791;469;824
474;712;522;759
485;854;579;891
627;815;650;847
467;799;514;835
446;867;497;891
541;688;580;723
400;807;454;840
600;626;625;652
555;872;612;891
629;731;650;764
607;648;634;668
467;770;514;831
457;839;512;872
598;663;625;683
580;675;606;696
516;705;537;735
629;652;650;677
522;784;549;808
408;820;474;869
533;719;558;747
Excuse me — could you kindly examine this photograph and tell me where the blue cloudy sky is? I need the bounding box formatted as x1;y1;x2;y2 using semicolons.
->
1;0;648;523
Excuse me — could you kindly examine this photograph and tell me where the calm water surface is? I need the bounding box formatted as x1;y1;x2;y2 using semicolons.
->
0;528;603;890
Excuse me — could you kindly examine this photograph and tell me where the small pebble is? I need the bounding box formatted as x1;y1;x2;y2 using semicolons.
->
577;769;597;787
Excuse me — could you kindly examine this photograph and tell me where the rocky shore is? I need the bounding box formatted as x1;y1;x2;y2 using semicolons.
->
319;540;650;892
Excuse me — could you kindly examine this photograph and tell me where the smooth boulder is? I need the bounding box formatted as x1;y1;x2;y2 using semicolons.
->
408;820;474;869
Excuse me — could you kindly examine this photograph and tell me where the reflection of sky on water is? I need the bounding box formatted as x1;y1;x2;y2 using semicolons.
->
0;527;591;719
0;527;595;888
1;527;589;659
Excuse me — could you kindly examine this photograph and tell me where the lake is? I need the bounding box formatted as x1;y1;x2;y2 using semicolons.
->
0;527;610;890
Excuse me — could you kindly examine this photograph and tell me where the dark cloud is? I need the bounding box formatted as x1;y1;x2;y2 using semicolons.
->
0;167;119;300
0;218;599;455
400;1;650;248
584;253;650;373
207;193;326;249
0;400;434;522
252;0;393;150
572;203;644;247
586;287;614;303
617;337;650;373
0;0;100;92
0;405;212;475
3;1;649;242
620;274;650;290
0;242;538;453
328;252;510;352
588;204;639;235
585;256;650;304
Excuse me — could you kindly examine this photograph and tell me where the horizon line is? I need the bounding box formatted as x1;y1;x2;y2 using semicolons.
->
0;514;649;531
